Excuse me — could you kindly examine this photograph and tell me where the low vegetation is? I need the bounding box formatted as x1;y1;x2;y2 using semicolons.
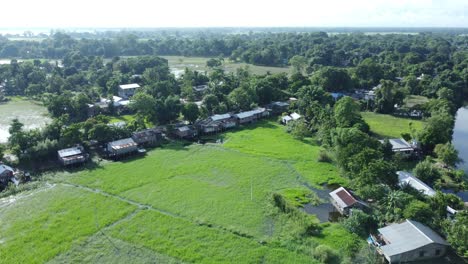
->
361;111;424;138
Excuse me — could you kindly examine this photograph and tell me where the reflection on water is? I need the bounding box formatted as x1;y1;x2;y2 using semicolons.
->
302;183;340;222
453;107;468;173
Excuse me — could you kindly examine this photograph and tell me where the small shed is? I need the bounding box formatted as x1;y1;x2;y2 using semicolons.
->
0;164;14;185
118;83;140;99
57;145;87;166
281;115;293;124
376;219;449;263
290;112;301;121
329;187;367;216
106;138;138;158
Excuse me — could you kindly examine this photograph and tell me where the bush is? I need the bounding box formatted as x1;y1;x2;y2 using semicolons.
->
318;149;332;163
313;245;339;264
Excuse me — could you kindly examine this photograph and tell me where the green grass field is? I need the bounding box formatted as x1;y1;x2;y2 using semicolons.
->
362;112;425;139
0;120;360;263
161;56;291;76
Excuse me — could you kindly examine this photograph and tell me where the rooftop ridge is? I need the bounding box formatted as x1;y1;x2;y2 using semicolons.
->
406;220;433;244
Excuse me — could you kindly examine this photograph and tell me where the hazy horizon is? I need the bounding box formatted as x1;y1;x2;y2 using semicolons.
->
2;0;467;29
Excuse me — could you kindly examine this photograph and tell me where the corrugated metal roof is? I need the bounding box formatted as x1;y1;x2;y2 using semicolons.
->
235;108;266;119
329;187;357;208
108;138;137;149
379;220;448;257
211;113;231;121
0;164;14;174
177;126;190;132
58;147;83;158
119;83;140;90
290;112;301;120
271;101;289;107
397;171;436;196
379;138;413;151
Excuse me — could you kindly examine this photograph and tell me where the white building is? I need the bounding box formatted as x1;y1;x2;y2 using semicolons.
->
118;83;140;98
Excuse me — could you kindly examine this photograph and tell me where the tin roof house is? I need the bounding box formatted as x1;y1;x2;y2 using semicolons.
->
118;83;140;99
57;145;88;166
329;187;368;216
371;219;449;263
235;108;269;124
380;138;415;156
106;138;138;159
132;128;163;146
174;125;198;139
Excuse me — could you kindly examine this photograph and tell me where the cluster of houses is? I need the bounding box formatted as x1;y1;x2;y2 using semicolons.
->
56;127;164;165
328;169;459;263
88;83;140;117
281;112;302;125
174;102;290;139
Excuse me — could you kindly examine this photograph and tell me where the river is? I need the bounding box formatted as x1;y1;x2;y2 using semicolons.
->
449;107;468;202
453;107;468;173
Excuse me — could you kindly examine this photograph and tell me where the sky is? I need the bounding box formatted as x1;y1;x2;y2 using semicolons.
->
1;0;467;28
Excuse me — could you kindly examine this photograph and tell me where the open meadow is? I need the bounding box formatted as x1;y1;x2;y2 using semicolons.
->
161;56;291;76
361;111;425;139
0;120;360;263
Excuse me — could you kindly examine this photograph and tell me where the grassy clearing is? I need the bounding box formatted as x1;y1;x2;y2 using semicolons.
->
404;95;429;108
108;210;317;264
161;55;291;76
49;232;183;264
0;185;137;263
1;120;359;262
361;111;424;138
310;223;364;256
52;143;306;238
278;188;320;207
223;121;345;187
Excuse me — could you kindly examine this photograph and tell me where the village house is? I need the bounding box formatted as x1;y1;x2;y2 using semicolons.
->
0;164;15;185
281;112;302;125
174;125;198;139
370;219;449;263
380;138;415;156
329;187;368;216
192;84;209;93
197;113;238;135
267;101;290;114
106;138;138;158
397;171;436;196
132;128;163;146
118;83;140;99
397;171;459;217
57;145;88;166
235;108;269;124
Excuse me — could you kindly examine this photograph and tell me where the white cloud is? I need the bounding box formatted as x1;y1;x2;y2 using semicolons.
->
0;0;466;28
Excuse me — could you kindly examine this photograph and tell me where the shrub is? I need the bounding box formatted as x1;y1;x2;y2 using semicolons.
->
318;149;332;163
313;245;339;264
